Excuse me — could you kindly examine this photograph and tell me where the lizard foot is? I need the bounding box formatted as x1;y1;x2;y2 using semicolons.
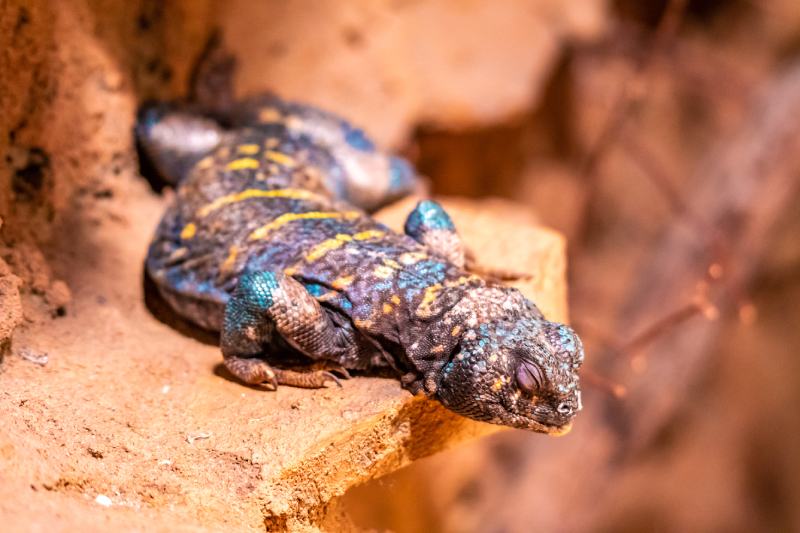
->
224;356;279;389
225;357;343;389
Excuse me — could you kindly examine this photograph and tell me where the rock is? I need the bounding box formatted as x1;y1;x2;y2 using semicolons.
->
0;191;567;530
0;1;586;529
45;279;71;316
0;258;23;360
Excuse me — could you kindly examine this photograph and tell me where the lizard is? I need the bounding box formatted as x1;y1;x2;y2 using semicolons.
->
136;66;584;435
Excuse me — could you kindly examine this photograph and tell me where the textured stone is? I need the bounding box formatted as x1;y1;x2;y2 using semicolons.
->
0;0;588;529
0;190;567;531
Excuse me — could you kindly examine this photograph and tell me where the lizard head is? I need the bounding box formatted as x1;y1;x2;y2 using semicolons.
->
436;315;584;434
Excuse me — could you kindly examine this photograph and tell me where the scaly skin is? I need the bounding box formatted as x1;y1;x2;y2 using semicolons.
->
137;95;583;433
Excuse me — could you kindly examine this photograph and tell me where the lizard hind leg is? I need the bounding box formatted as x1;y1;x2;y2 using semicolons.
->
404;200;466;267
221;271;355;390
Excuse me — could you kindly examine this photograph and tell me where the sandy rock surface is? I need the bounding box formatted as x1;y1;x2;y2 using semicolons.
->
0;188;566;531
0;0;590;529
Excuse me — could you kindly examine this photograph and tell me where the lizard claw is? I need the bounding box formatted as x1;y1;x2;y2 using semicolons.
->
309;361;351;379
325;364;351;380
270;368;343;389
322;371;342;388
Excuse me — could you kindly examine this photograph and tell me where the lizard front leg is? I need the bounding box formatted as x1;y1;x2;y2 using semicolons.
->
221;271;353;388
404;200;466;267
404;200;530;281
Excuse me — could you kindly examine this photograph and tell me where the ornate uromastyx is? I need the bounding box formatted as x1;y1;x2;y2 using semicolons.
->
137;93;583;433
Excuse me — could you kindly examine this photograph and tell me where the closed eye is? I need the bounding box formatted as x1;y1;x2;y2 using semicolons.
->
515;360;544;396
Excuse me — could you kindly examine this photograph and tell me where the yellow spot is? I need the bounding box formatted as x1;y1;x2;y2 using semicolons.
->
332;276;354;289
226;158;260;171
167;247;187;259
258;107;282;122
248;211;360;241
444;275;470;288
451;325;461;337
417;284;442;317
354;318;373;329
265;150;296;167
390;295;401;305
197;156;214;169
220;245;239;273
284;115;303;131
180;223;197;240
431;345;445;354
197;188;322;217
492;378;504;391
284;266;298;276
237;144;260;155
373;265;394;279
352;230;385;241
383;258;402;270
382;303;393;314
399;251;427;265
488;353;498;363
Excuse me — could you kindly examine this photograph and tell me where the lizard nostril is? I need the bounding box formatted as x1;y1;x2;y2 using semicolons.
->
557;402;571;415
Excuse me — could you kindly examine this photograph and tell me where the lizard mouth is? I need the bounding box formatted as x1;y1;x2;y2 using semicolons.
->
515;416;574;435
546;422;573;436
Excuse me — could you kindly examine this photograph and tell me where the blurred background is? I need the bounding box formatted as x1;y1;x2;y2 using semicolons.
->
340;1;800;531
2;0;800;531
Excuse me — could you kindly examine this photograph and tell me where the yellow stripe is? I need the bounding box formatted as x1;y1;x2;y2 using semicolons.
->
264;150;296;167
305;229;385;263
352;230;385;241
305;234;352;262
237;144;260;155
180;223;197;240
226;158;260;171
220;245;239;273
248;211;360;241
196;188;323;217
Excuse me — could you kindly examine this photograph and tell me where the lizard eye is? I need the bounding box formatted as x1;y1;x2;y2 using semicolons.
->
516;360;544;396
